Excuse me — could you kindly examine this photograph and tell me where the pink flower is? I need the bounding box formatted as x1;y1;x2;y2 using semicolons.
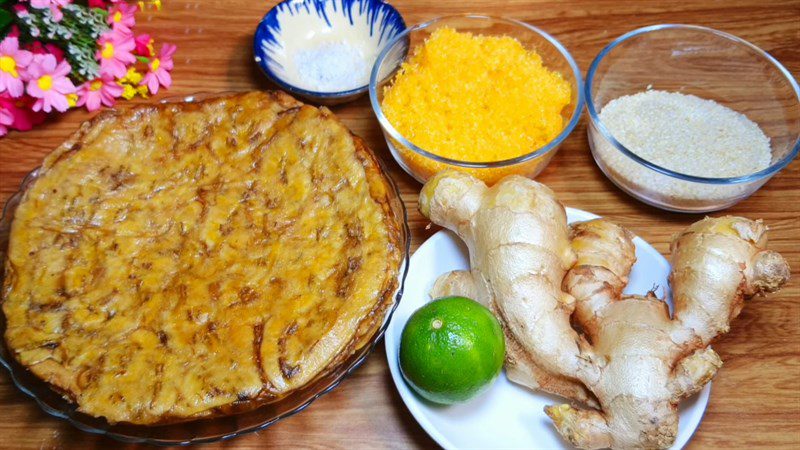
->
26;41;66;62
0;106;12;137
0;37;33;98
134;34;154;56
29;0;70;22
77;76;123;111
141;43;176;94
13;5;29;17
25;54;75;113
107;3;138;34
89;0;122;7
0;93;46;131
96;30;136;78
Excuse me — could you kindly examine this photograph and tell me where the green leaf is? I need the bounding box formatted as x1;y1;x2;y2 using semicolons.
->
0;9;12;36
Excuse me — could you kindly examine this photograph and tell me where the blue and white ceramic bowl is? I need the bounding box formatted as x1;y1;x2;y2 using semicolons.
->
254;0;406;105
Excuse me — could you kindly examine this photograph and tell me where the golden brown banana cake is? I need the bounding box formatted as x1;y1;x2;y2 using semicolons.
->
2;91;403;425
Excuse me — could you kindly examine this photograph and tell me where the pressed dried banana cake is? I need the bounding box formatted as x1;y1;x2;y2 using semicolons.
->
1;91;402;424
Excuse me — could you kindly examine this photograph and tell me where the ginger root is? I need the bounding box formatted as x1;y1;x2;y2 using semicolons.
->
419;171;790;449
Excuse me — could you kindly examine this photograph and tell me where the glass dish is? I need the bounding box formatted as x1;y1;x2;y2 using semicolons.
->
0;93;411;446
369;14;584;185
586;24;800;213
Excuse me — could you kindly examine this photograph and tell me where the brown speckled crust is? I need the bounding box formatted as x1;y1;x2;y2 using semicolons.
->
1;91;402;425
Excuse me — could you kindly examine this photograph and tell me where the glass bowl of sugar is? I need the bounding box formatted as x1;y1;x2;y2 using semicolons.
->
253;0;406;105
586;24;800;212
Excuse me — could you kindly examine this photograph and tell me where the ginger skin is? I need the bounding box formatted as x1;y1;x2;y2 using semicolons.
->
422;170;598;405
419;171;790;449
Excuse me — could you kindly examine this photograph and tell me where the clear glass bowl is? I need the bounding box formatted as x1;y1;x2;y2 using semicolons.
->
369;14;584;185
0;95;411;445
586;24;800;213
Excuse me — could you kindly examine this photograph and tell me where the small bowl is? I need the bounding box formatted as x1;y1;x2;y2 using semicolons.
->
586;24;800;213
369;14;584;185
253;0;406;105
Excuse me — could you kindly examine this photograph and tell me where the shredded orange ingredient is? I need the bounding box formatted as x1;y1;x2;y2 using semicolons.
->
382;27;571;168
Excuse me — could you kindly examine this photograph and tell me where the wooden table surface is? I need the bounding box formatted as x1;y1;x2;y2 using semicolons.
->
1;0;798;448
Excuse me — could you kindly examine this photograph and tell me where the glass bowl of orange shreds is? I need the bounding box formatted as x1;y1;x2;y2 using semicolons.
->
369;14;584;185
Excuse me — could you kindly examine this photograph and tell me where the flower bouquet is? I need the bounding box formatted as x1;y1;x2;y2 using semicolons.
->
0;0;175;136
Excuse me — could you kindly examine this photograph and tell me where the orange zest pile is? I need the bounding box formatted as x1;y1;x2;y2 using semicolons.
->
381;27;571;164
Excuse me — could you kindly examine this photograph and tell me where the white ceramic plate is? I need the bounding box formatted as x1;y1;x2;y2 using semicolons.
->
385;207;710;450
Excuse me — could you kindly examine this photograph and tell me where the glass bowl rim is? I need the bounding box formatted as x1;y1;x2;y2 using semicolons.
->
252;0;407;99
0;92;412;445
368;13;585;168
585;23;800;185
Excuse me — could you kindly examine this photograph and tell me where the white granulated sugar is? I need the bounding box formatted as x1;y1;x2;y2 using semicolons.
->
595;90;773;205
294;41;368;92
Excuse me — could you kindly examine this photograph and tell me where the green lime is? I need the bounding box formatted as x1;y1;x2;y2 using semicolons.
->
399;296;505;404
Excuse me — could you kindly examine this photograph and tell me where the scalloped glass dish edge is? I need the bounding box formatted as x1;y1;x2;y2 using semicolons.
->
0;92;411;446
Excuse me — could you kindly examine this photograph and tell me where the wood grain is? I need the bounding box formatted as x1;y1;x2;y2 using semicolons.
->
1;0;798;448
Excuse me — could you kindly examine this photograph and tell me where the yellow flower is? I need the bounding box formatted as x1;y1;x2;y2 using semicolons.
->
67;93;78;108
121;67;143;85
121;84;138;100
116;66;153;101
138;0;162;10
